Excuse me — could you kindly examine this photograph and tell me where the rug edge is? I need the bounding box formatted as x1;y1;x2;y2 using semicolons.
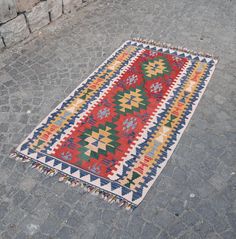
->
9;150;136;211
131;37;219;62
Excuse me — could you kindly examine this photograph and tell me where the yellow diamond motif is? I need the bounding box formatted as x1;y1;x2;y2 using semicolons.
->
142;56;171;79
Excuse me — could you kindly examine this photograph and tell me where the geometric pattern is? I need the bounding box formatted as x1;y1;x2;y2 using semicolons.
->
114;87;148;115
13;39;218;210
78;122;120;163
142;56;171;79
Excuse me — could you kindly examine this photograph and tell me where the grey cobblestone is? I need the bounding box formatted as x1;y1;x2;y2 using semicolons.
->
55;226;76;239
66;211;84;228
194;220;215;238
12;190;27;206
0;0;235;238
20;194;41;212
51;201;71;220
141;222;161;239
168;221;187;238
180;210;201;227
127;215;145;238
150;208;176;229
39;214;61;235
166;198;185;217
226;212;236;233
93;222;111;239
178;231;202;239
0;201;9;219
221;230;236;239
158;231;171;239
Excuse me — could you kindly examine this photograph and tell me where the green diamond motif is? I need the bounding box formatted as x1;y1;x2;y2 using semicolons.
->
78;122;120;162
114;86;148;115
142;56;171;80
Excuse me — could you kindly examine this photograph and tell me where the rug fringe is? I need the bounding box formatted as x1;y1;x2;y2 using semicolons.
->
58;173;135;211
10;150;58;176
131;37;219;61
9;150;136;211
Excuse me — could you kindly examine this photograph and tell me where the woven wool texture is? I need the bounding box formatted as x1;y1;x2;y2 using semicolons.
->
11;39;218;210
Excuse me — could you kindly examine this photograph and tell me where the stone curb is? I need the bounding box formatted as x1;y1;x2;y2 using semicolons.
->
0;0;94;49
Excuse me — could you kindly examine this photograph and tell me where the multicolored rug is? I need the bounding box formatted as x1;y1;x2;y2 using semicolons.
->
11;39;218;210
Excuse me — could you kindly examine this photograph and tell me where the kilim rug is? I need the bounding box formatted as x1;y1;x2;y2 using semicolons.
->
10;39;218;210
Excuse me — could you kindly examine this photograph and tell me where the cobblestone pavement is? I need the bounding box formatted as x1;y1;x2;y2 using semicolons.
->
0;0;235;238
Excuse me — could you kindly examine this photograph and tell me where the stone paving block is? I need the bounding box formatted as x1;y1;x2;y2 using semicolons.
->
17;215;41;236
12;190;27;206
51;201;71;220
0;201;9;219
168;221;187;238
226;212;236;233
1;231;12;239
56;226;76;239
166;198;185;216
178;231;202;239
40;214;61;235
141;223;161;239
66;211;84;228
21;195;41;212
0;0;17;23
14;231;28;239
157;231;171;239
16;0;40;13
63;0;83;13
26;1;49;33
128;215;145;238
101;209;116;225
32;232;49;239
0;14;30;47
48;0;63;21
151;209;176;229
181;211;201;228
221;230;236;239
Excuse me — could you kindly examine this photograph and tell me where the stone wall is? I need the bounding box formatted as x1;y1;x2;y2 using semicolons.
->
0;0;92;49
